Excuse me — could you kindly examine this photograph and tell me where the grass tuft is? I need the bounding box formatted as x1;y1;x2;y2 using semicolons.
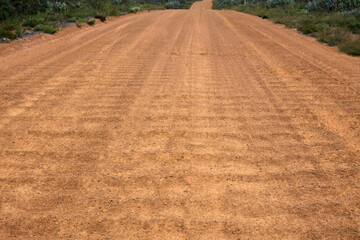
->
297;24;319;34
339;38;360;55
34;24;58;34
87;19;96;25
22;16;45;28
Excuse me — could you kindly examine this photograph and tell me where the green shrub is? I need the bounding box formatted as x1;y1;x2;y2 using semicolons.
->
14;24;24;37
300;9;309;15
0;0;14;20
315;28;349;46
22;15;45;28
348;19;360;34
266;0;295;8
1;22;15;31
109;8;121;16
34;24;58;34
306;0;360;12
339;38;360;55
221;0;360;56
130;7;141;13
87;19;96;25
65;16;78;22
165;1;182;9
95;15;106;22
78;18;87;22
47;1;67;14
0;28;17;39
0;22;23;39
297;24;319;34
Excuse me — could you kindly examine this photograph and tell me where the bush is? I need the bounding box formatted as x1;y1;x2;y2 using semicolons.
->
165;1;181;8
297;24;319;34
222;1;360;56
0;0;14;20
109;8;120;15
47;1;67;14
306;0;360;12
0;28;17;39
130;7;141;13
34;24;58;34
1;22;15;31
95;14;106;22
315;27;349;46
266;0;294;8
0;22;23;39
348;19;360;34
65;16;78;22
9;0;41;15
339;38;360;55
87;19;96;25
77;18;87;22
14;23;23;36
300;9;309;14
22;15;45;27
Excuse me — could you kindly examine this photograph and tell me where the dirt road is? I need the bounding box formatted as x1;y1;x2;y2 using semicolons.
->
1;0;360;239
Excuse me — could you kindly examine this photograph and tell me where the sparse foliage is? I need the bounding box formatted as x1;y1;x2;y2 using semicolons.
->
34;23;58;33
213;0;360;56
0;0;198;41
87;18;96;25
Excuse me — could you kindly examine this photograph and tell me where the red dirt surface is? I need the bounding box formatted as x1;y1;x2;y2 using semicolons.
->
0;0;359;239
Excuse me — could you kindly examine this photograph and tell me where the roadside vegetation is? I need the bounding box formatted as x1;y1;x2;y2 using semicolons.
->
213;0;360;55
0;0;197;41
